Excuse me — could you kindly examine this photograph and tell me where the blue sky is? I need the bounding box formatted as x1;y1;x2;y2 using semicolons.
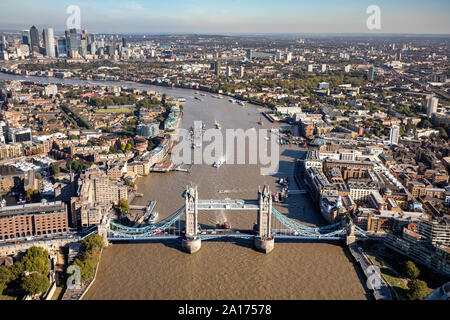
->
0;0;449;34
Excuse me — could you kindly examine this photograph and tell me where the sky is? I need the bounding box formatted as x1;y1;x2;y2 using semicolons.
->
0;0;449;35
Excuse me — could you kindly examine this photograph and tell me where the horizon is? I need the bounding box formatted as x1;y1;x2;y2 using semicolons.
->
0;0;449;35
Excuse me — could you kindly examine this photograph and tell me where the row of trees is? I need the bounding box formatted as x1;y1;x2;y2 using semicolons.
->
72;234;105;284
403;261;429;300
89;94;138;108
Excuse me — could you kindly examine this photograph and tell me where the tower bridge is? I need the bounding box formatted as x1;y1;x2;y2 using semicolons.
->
99;185;367;254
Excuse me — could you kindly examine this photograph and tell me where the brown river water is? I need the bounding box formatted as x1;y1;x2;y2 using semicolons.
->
82;89;370;300
0;73;370;300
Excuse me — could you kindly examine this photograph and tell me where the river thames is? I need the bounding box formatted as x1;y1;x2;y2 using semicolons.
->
0;72;370;300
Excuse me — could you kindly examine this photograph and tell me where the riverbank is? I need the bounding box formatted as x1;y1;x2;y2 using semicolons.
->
0;69;274;111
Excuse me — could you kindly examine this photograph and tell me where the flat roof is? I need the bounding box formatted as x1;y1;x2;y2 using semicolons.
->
0;201;65;218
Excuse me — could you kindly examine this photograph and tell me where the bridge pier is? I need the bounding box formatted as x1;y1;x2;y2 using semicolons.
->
182;237;202;254
254;237;275;254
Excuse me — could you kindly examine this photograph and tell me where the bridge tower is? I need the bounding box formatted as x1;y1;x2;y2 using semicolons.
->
344;216;356;246
254;186;275;253
182;186;202;254
98;215;110;247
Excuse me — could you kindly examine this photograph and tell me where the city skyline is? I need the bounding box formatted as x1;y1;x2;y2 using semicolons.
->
0;0;449;35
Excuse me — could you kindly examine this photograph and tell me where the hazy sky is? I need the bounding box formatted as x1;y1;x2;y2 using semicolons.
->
0;0;449;34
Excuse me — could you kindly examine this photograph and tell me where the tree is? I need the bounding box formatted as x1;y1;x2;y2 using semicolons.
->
26;189;40;203
23;257;49;276
73;258;95;283
21;273;50;296
0;266;13;294
118;198;130;216
404;261;420;279
50;164;60;176
81;234;105;254
35;173;42;180
406;279;429;300
22;246;50;276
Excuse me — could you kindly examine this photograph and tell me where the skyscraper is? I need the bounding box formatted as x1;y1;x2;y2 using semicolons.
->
239;65;245;78
29;26;40;53
89;35;97;55
122;37;127;47
42;28;55;58
390;125;400;145
67;28;78;58
286;52;292;63
80;29;88;57
215;60;221;76
226;65;232;77
369;66;375;81
0;35;6;51
57;39;67;57
427;96;439;119
22;30;31;47
246;49;253;60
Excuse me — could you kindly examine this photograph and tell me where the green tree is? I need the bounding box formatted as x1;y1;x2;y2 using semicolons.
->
73;259;95;283
118;198;130;216
22;247;50;276
21;273;50;295
81;234;105;254
0;266;13;294
406;279;429;300
34;173;42;180
403;261;420;279
50;164;60;176
23;257;49;276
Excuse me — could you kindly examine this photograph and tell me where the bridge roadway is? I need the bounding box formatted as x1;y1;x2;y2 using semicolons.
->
107;228;349;242
198;200;260;211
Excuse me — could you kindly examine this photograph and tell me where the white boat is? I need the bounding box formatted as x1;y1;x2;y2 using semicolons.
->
215;120;221;130
148;212;159;224
239;101;246;107
213;160;224;168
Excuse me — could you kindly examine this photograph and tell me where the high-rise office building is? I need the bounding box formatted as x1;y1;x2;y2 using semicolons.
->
22;30;31;48
427;96;439;119
215;60;221;76
80;29;88;57
0;35;6;51
239;65;245;78
246;49;253;60
321;64;327;72
226;65;232;77
122;37;127;47
286;52;292;63
42;28;55;57
29;26;40;53
67;28;78;58
89;34;96;55
275;50;282;61
57;39;67;57
369;66;375;81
